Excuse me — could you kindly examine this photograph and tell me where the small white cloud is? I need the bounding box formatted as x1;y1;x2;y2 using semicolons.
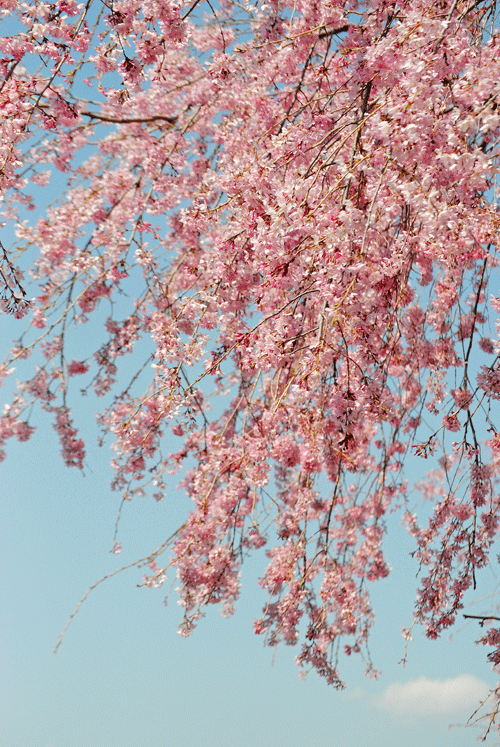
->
375;674;490;716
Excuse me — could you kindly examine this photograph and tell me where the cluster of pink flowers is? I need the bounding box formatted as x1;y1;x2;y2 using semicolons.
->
1;0;500;695
52;406;86;469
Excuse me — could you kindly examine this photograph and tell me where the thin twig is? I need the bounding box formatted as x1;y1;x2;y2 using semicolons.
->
54;525;185;653
463;614;500;626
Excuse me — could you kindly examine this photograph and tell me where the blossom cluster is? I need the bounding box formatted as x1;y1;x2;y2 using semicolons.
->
1;0;500;693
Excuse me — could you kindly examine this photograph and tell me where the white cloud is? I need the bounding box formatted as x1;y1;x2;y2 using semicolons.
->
375;675;490;716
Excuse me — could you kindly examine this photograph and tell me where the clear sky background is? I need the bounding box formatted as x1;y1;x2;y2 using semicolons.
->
1;314;500;747
2;5;500;744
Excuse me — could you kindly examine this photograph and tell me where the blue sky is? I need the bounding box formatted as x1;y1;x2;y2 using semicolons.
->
2;4;500;743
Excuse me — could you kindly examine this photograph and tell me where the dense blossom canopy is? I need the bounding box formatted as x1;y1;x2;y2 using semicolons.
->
2;0;500;704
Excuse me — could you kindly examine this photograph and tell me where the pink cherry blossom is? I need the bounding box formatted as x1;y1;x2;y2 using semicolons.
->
1;0;500;718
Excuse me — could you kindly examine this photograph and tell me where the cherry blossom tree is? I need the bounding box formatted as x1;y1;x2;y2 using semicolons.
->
2;0;500;718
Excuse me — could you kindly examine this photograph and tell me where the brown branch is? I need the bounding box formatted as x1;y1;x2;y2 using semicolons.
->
463;614;500;626
318;24;351;39
82;111;177;125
